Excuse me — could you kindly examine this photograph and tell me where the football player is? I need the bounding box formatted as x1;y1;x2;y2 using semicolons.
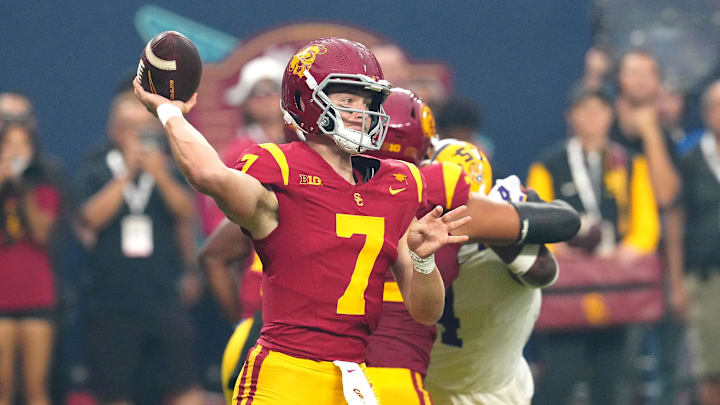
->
364;89;578;404
198;218;262;404
424;144;558;405
199;127;302;404
134;37;471;405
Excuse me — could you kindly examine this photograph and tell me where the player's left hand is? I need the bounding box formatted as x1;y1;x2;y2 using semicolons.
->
133;77;198;116
409;205;471;258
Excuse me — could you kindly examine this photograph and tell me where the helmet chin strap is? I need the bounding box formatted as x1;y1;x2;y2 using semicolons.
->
333;134;367;154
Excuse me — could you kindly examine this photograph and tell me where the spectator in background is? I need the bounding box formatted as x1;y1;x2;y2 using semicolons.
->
581;45;614;93
658;83;698;156
371;43;451;110
0;119;62;405
199;55;286;235
408;76;449;111
224;55;286;147
77;79;202;405
527;86;660;405
668;79;720;405
371;43;411;89
612;50;680;208
0;92;37;133
435;97;494;157
529;86;660;259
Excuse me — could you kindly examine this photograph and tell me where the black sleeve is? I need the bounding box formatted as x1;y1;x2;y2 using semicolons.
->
511;198;581;245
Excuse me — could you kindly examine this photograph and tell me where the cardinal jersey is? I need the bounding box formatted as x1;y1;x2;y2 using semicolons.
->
234;141;425;363
239;252;263;319
366;161;470;376
425;245;540;395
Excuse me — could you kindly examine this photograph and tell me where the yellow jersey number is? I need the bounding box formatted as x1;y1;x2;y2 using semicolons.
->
335;214;385;315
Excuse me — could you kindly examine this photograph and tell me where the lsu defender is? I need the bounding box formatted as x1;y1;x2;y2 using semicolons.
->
424;148;560;405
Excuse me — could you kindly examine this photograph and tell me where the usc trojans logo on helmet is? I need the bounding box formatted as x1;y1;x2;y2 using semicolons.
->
288;45;328;78
420;104;436;139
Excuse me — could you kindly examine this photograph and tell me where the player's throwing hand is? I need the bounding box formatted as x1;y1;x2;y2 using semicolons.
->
133;78;197;116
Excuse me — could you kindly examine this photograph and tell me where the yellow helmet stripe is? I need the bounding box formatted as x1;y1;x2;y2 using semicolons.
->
400;161;423;203
258;143;289;186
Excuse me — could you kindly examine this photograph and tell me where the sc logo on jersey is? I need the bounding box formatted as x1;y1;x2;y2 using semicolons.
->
299;173;322;186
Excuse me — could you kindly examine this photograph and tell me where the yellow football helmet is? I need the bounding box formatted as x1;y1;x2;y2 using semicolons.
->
430;139;493;194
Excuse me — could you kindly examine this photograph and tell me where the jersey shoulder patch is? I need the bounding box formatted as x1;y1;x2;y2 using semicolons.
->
381;159;426;204
233;143;290;188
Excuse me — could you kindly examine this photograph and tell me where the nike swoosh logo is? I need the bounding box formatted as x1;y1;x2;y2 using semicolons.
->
389;186;407;195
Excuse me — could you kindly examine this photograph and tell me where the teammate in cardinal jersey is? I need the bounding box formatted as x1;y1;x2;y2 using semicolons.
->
198;218;263;404
363;89;580;405
134;37;473;405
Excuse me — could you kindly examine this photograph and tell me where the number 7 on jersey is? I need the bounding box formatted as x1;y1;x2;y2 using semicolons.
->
336;214;385;315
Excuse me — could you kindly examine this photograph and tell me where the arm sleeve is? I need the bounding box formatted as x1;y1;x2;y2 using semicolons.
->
622;155;660;253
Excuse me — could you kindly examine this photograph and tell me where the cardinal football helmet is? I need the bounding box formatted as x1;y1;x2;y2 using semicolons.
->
368;88;436;165
281;37;392;154
430;139;493;194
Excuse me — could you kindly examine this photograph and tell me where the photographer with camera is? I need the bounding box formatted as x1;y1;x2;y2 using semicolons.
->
77;77;202;405
0;102;61;405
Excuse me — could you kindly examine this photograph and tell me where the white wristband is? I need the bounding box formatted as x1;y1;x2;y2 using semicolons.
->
507;244;540;275
157;104;183;127
408;250;436;275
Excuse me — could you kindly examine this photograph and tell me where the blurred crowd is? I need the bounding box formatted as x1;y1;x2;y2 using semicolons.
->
1;36;719;405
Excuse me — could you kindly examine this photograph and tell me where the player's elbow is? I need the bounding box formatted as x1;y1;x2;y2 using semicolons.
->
407;295;445;325
410;306;443;326
197;247;223;276
188;167;226;195
518;245;559;288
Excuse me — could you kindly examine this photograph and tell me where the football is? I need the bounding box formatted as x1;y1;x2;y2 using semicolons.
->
136;31;202;102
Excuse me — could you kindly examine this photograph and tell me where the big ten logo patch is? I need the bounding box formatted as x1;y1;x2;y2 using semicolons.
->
299;173;322;186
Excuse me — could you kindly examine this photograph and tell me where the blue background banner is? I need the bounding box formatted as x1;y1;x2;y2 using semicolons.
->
0;0;590;176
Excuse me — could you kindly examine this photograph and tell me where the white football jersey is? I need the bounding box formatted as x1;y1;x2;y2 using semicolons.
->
425;244;541;394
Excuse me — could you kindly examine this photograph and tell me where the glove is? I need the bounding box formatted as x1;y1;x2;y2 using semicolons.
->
488;175;526;203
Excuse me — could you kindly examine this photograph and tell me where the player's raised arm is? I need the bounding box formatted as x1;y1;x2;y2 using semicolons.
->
391;205;470;325
132;79;275;235
454;192;581;246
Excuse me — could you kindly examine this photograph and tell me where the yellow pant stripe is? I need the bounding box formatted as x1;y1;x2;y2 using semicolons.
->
413;371;432;405
238;345;262;405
